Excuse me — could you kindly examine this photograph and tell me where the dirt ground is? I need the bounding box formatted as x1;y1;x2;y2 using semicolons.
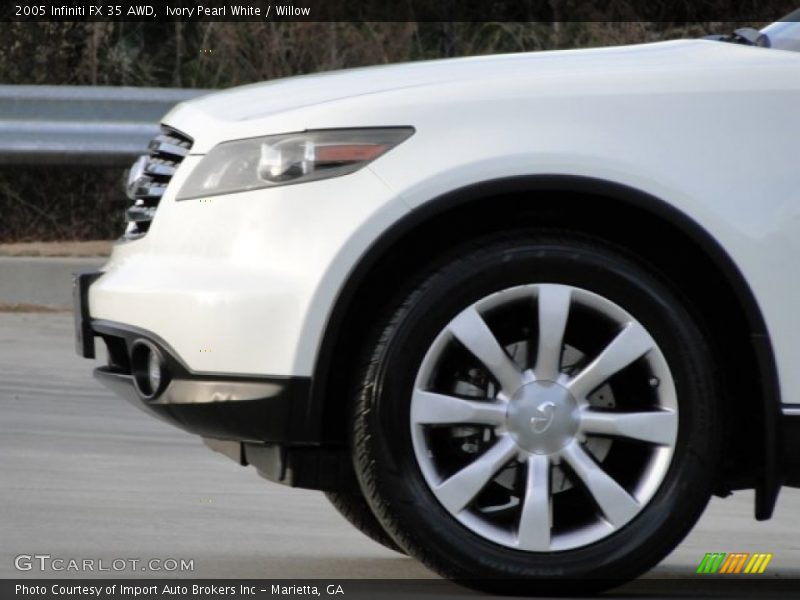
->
0;241;113;257
0;303;69;313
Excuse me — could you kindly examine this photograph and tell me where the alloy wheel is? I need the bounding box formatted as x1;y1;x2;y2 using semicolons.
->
410;283;678;551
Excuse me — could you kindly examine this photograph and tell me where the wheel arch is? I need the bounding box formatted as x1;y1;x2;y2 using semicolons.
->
310;175;781;518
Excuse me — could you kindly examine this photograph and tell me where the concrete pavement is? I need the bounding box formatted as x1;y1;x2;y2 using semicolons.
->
0;257;104;307
1;313;798;589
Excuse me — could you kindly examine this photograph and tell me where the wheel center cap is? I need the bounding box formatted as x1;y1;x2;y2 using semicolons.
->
506;380;579;455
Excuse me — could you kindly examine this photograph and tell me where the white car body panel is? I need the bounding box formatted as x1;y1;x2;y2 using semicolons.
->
91;164;405;376
90;39;800;405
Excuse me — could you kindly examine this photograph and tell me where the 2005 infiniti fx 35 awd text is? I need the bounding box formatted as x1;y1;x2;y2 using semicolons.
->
74;14;800;592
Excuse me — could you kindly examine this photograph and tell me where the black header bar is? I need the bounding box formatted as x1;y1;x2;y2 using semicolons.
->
4;0;800;23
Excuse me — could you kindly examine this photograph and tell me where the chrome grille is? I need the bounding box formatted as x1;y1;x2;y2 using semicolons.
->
124;126;193;239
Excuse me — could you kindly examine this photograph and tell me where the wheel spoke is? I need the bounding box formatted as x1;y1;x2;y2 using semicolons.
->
581;408;677;445
566;322;654;399
517;454;551;551
448;306;525;396
434;436;518;514
561;442;640;527
534;285;572;381
411;389;507;426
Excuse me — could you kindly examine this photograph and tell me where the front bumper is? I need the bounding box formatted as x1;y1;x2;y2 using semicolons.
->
76;273;355;492
75;272;317;444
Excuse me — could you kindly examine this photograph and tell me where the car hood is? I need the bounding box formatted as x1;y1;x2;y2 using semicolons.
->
164;38;795;153
178;40;721;123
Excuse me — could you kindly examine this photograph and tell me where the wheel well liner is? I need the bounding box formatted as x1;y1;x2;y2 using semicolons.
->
310;175;781;518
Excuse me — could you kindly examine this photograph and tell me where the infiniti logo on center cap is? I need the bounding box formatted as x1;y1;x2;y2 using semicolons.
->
530;400;556;434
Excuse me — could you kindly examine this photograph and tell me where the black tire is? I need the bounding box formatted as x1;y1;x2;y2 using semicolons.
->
351;231;720;593
325;491;405;554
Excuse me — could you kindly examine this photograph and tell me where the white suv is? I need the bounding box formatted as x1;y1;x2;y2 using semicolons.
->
75;18;800;591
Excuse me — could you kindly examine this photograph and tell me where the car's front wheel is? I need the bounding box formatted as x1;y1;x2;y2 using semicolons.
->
351;231;720;592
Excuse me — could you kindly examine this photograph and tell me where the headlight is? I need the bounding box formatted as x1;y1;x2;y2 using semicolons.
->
176;127;414;200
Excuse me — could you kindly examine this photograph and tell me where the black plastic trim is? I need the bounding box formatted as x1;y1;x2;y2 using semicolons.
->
73;270;102;358
90;321;317;444
243;442;359;492
202;438;358;492
311;174;782;516
94;367;311;443
780;406;800;488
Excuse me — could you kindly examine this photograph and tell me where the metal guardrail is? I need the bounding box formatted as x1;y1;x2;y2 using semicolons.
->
0;85;208;166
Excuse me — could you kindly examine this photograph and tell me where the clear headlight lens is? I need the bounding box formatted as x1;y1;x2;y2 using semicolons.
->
176;127;414;200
